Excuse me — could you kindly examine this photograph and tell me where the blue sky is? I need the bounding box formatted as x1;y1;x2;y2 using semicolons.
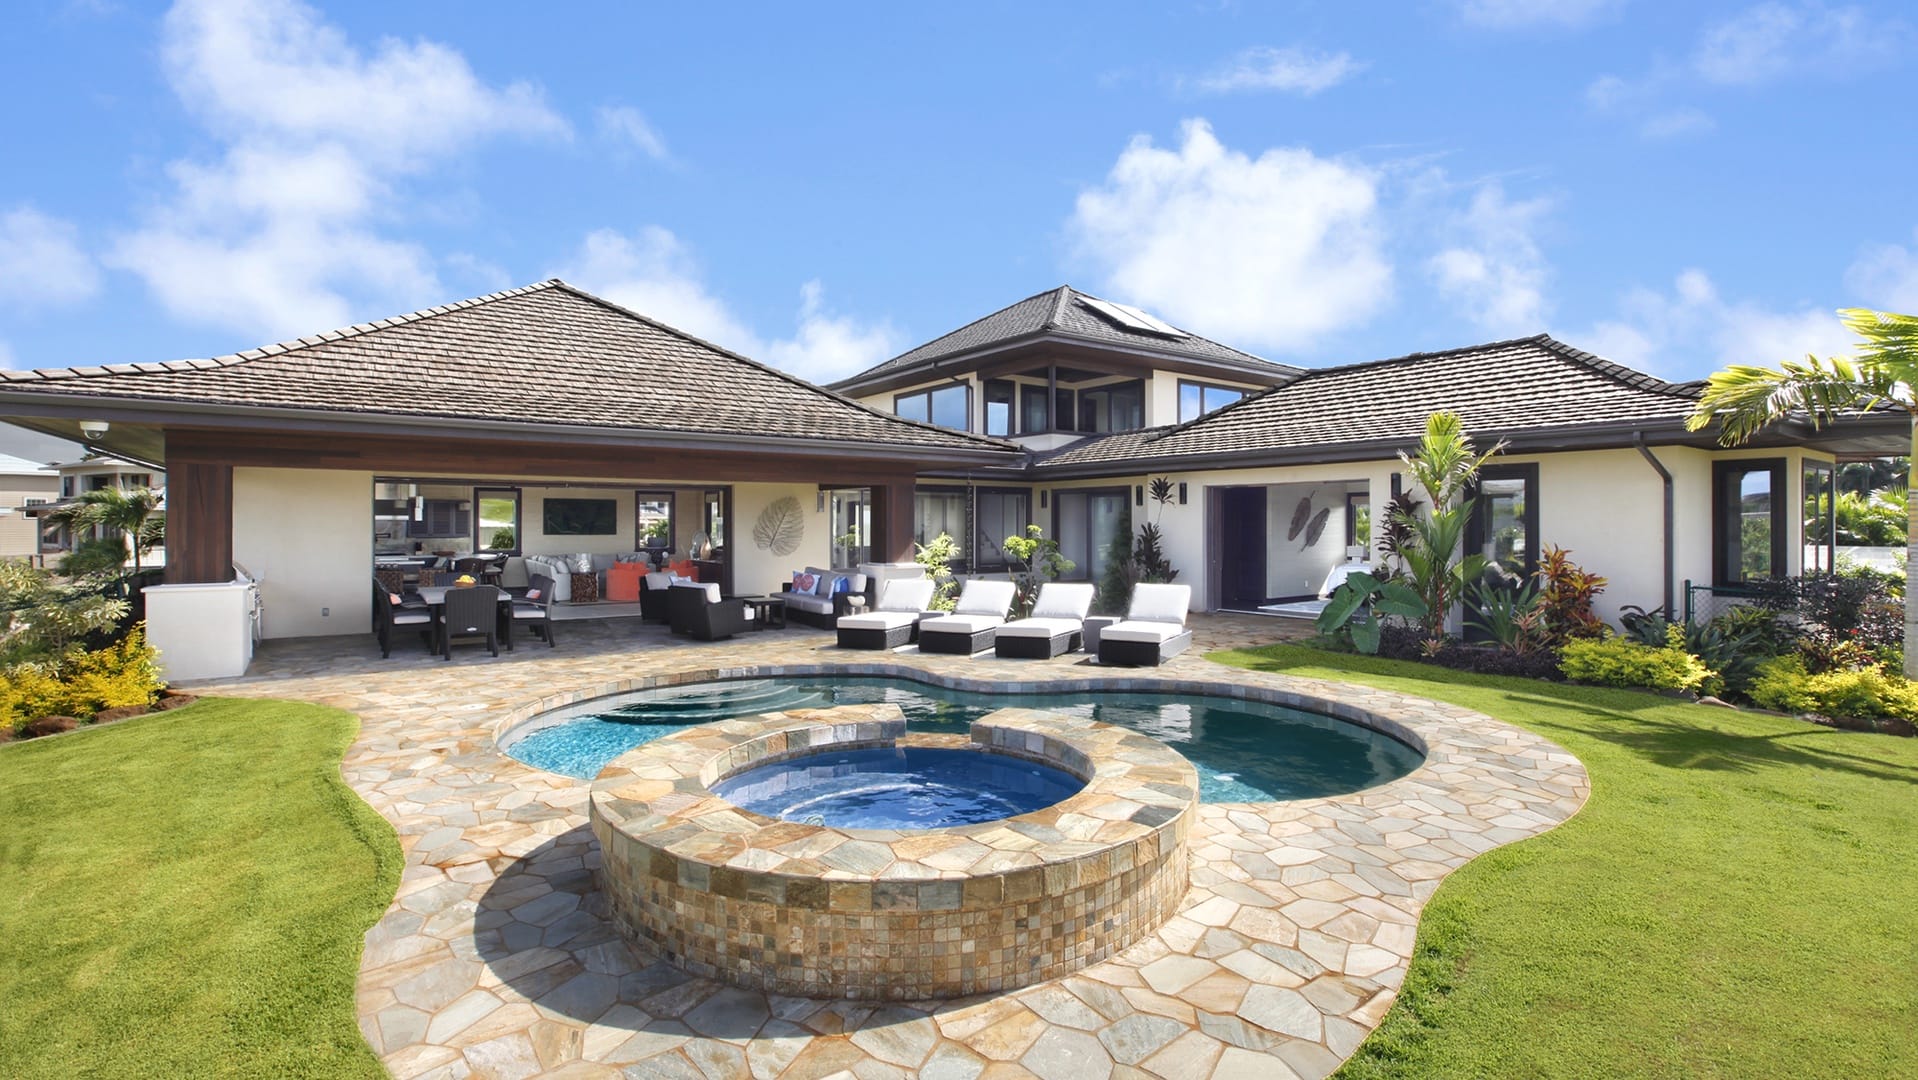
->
2;0;1915;461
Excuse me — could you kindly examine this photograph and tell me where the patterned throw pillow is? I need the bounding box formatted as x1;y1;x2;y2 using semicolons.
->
826;575;850;595
526;588;542;601
570;553;595;574
793;571;817;594
388;593;404;606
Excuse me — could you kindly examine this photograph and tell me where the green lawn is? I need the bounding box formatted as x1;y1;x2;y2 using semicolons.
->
1209;645;1918;1079
0;699;400;1079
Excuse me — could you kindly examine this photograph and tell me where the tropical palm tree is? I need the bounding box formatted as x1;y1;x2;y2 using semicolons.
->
45;486;165;574
1685;307;1918;674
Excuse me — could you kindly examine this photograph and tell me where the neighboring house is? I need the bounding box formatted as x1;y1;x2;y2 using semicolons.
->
0;453;59;561
0;279;1897;651
828;286;1906;623
27;455;165;561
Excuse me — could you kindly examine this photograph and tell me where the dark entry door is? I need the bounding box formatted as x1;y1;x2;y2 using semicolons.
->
1219;487;1267;609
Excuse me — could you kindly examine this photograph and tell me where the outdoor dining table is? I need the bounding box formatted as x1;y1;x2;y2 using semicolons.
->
414;586;527;650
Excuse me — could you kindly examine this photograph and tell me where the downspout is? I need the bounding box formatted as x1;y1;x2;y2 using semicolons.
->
1633;433;1675;616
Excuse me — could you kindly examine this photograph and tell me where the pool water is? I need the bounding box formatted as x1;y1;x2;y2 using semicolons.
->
710;746;1087;830
504;675;1423;801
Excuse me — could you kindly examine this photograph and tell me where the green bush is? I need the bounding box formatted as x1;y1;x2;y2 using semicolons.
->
0;625;163;735
1559;632;1714;694
1746;655;1918;721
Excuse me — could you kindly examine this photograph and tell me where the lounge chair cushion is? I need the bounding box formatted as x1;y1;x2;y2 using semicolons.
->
391;610;431;626
1031;583;1097;621
1102;620;1188;644
952;579;1017;617
997;617;1083;640
837;610;921;632
1126;583;1192;625
876;578;936;612
644;572;672;591
919;613;1003;634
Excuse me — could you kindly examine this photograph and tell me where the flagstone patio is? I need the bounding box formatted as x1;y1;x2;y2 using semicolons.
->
192;614;1588;1079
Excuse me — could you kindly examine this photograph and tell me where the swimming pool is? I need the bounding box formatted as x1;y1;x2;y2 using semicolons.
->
504;675;1424;802
710;745;1088;830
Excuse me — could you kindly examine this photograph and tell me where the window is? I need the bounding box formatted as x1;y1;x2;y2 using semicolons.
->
23;497;45;507
61;477;73;497
973;489;1031;571
1467;465;1539;577
1178;380;1245;422
1053;489;1131;589
827;488;870;568
894;384;970;431
1021;384;1050;433
1802;460;1835;574
1714;459;1786;586
635;490;675;552
88;475;112;491
1077;381;1145;433
125;473;152;489
1345;492;1369;548
984;380;1015;437
915;487;969;570
475;488;520;552
702;490;726;553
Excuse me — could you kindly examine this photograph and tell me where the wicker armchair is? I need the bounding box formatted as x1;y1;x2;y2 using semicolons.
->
437;584;501;660
372;579;431;658
509;574;557;649
667;582;750;641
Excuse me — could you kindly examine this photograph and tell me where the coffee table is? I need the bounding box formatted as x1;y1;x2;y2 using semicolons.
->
739;595;786;630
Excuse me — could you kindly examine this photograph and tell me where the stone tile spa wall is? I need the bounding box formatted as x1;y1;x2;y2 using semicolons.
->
589;705;1197;1001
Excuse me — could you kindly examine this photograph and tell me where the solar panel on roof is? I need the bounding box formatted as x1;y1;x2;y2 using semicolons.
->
1079;296;1189;338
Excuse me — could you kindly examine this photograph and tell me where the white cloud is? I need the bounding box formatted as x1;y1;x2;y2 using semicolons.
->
1640;107;1715;139
1844;230;1918;313
596;104;670;161
1067;119;1390;353
1188;46;1360;96
1578;269;1853;377
0;206;100;308
109;0;568;341
1454;0;1618;29
1693;2;1894;86
555;226;901;384
1427;184;1553;336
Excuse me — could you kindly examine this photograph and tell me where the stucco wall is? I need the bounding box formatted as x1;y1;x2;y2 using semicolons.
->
234;467;372;639
1264;483;1356;600
520;487;637;558
729;482;831;596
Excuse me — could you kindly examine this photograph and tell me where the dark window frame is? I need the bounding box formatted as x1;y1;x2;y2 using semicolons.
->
1713;458;1788;587
984;379;1016;437
634;488;676;554
1051;485;1133;584
1076;378;1147;433
972;486;1033;572
1802;460;1836;574
1466;463;1541;578
913;484;972;573
473;486;522;554
1344;491;1369;548
1177;379;1247;423
894;383;972;432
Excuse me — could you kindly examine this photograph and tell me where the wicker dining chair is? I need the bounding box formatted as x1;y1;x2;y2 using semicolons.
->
437;584;500;660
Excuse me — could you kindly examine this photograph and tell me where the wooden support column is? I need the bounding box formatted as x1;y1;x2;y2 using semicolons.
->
869;475;919;564
165;462;234;583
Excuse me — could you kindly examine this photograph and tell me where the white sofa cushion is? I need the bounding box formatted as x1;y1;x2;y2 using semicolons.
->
1103;620;1190;644
837;610;921;631
919;612;1003;634
644;572;673;591
952;579;1016;617
997;616;1083;639
1126;583;1191;625
524;557;572;601
1031;582;1096;621
876;578;935;612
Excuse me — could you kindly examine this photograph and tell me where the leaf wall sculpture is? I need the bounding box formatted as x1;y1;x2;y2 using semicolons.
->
1287;496;1313;541
1302;507;1332;549
753;495;805;557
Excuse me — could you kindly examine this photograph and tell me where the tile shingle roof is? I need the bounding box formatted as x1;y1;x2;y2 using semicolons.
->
1037;335;1705;470
834;286;1300;388
0;281;1016;457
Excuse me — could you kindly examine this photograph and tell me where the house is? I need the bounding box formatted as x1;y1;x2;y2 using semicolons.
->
27;455;165;561
0;454;59;562
0;279;1898;658
828;286;1907;623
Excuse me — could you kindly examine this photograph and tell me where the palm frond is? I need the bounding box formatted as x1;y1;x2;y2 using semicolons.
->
1840;308;1918;371
1685;355;1899;445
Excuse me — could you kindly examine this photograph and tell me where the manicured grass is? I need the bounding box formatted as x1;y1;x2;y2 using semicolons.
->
0;699;401;1079
1209;645;1918;1079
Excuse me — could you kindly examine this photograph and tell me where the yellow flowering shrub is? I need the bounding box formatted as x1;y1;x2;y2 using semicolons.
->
0;625;163;735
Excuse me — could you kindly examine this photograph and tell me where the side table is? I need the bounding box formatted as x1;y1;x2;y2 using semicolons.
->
741;595;786;630
1082;615;1120;655
569;572;600;604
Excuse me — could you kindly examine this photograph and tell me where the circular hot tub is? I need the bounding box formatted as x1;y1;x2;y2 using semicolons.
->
589;703;1196;1001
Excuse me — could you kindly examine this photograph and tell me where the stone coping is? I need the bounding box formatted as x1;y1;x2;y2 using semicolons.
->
589;704;1199;999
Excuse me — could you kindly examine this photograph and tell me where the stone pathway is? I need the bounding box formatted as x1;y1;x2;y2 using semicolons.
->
193;613;1588;1079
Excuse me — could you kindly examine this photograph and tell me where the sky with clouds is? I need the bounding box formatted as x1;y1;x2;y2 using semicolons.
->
2;0;1915;449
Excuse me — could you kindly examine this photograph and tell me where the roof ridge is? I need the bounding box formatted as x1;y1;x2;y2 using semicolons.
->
1041;285;1076;332
0;280;566;383
544;281;1020;453
1532;335;1701;399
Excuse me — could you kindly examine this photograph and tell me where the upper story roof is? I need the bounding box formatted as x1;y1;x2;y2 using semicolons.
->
829;286;1302;396
0;453;54;477
1035;334;1728;473
0;281;1019;465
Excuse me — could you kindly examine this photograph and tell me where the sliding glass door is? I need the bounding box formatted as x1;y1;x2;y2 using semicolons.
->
1054;489;1131;584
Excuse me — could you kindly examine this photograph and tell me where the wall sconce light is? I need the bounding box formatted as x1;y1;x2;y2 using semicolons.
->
816;490;826;513
1177;482;1188;505
1134;485;1144;506
1040;490;1048;509
78;419;110;440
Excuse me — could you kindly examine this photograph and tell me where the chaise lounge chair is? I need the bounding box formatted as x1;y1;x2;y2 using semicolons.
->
1097;583;1193;666
916;579;1018;655
993;583;1097;659
835;578;938;650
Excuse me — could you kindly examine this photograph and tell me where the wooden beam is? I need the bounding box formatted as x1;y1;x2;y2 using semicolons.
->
869;475;918;563
165;462;233;584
